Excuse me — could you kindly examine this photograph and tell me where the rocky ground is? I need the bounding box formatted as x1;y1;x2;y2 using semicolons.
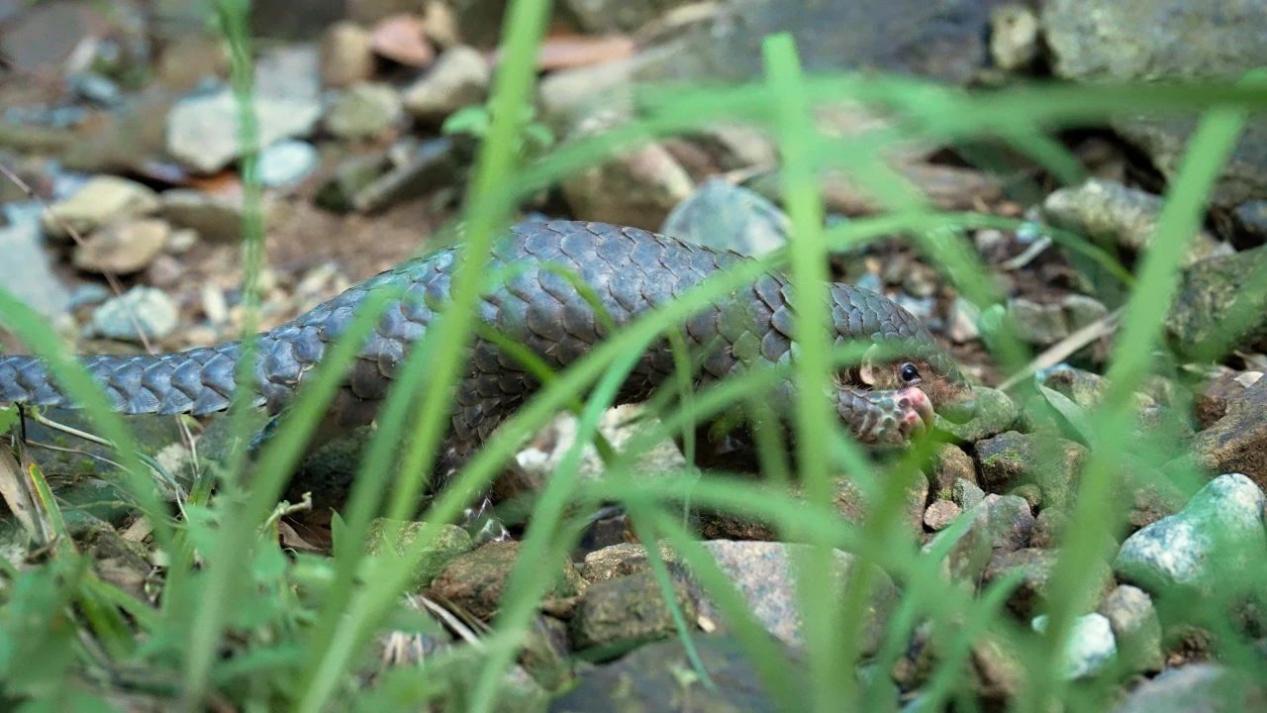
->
2;0;1267;711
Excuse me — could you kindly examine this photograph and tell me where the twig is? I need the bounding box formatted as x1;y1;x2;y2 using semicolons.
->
998;307;1124;391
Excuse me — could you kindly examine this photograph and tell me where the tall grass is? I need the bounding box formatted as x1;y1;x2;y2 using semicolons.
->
2;0;1267;711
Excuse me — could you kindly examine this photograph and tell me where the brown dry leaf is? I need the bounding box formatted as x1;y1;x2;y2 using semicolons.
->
0;447;39;539
278;520;324;553
371;14;435;68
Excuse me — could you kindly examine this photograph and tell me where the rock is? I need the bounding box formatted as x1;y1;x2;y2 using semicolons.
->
987;548;1109;619
1168;245;1267;358
981;494;1035;553
833;474;928;537
347;137;464;213
561;131;693;231
1098;584;1163;674
324;82;403;139
1043;0;1267;211
402;46;490;123
41;176;160;240
953;478;986;512
91;287;179;342
1193;380;1267;487
699;540;896;654
1042;179;1229;267
1233;200;1267;243
160;189;258;244
1114;473;1267;596
0;203;73;318
1031;613;1116;680
73;219;170;275
537;54;641;133
931;444;977;499
552;635;799;712
427;541;585;621
1008;298;1068;346
633;0;996;87
1111;664;1265;713
975;431;1086;508
1062;293;1110;332
660;178;789;257
948;297;982;343
370;13;435;67
257;140;320;189
936;387;1019;443
970;632;1027;700
580;542;667;583
1194;368;1261;429
320;21;376;87
923;500;961;531
165;88;322;174
364;519;473;589
1040;364;1107;410
315;153;391;212
989;4;1039;71
570;571;697;651
1031;508;1067;549
388;643;548;712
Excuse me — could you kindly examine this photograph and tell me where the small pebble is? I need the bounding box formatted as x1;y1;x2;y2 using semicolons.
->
924;500;962;531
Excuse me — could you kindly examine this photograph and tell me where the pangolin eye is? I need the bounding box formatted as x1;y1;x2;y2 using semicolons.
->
899;363;921;383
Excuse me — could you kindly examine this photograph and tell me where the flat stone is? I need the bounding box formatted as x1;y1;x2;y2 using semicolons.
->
165;88;321;174
91;287;179;342
257;139;320;189
1111;664;1265;713
1114;473;1267;596
73;219;170;274
41;176;159;240
402;45;490;123
160;189;261;243
1168;245;1267;358
975;431;1086;508
661;178;789;257
699;540;896;654
0;203;73;318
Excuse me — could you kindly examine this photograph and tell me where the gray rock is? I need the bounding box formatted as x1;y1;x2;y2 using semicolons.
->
1167;245;1267;358
1233;200;1267;243
324;82;403;139
1008;297;1068;346
1043;0;1267;211
981;494;1034;553
561;127;693;231
570;571;696;651
661;178;789;257
1112;664;1265;713
1114;473;1267;595
948;297;982;343
975;431;1086;508
257;139;319;188
73;219;170;274
1098;584;1163;674
953;478;986;512
160;189;258;243
319;20;376;88
700;540;895;654
165;88;322;174
1042;179;1229;267
552;635;798;713
402;46;490;123
1031;613;1116;680
989;4;1039;71
427;541;585;621
40;176;159;240
931;444;978;499
1062;293;1110;332
314;153;391;213
0;203;73;318
91;287;179;342
633;0;999;87
936;387;1019;443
